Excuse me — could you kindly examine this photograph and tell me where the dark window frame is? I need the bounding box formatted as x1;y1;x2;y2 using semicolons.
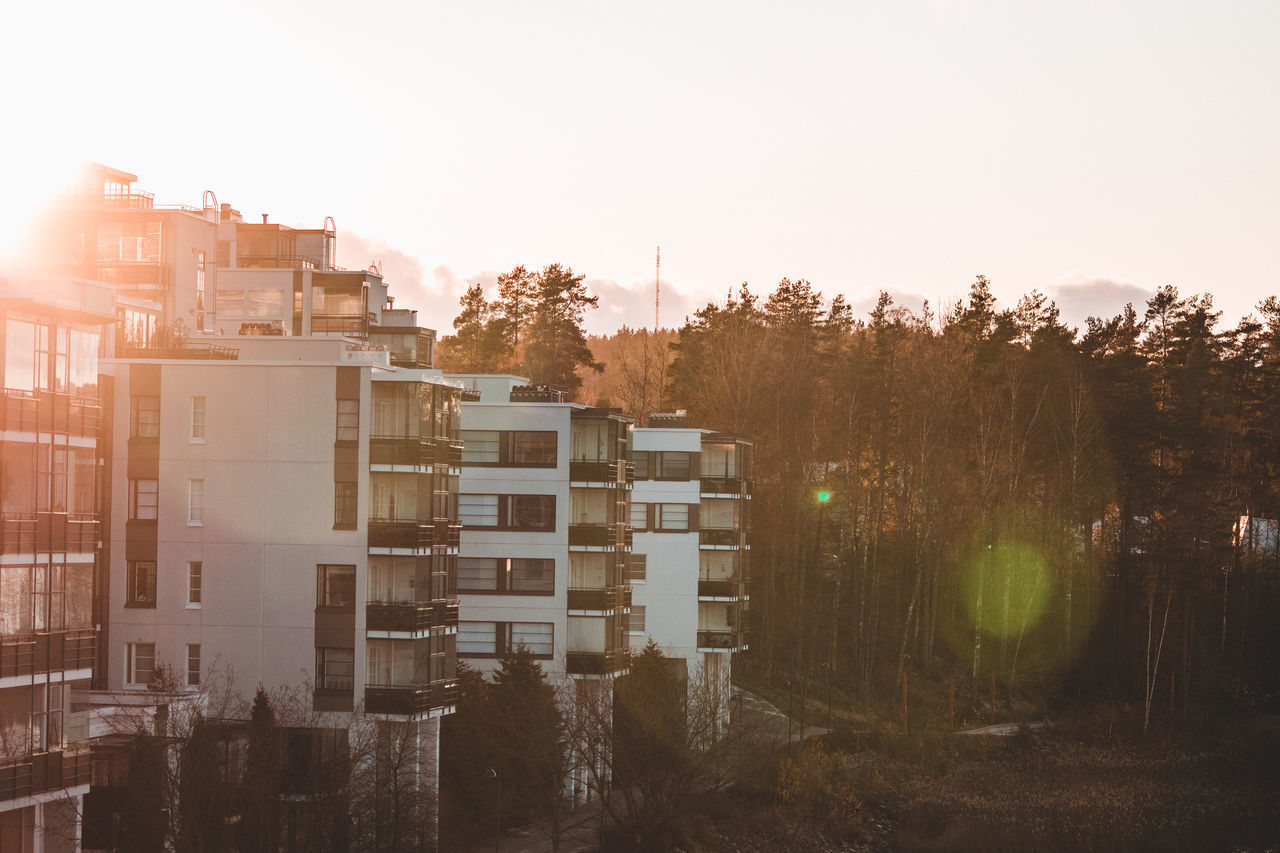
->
457;557;555;595
461;430;558;467
316;564;356;609
333;482;357;530
460;494;556;531
126;560;156;607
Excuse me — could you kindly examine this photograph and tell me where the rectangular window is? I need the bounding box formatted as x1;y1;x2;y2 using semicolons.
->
317;564;356;608
191;396;206;441
511;558;554;593
457;621;497;656
461;430;557;466
509;494;555;530
508;622;553;657
629;554;647;583
215;289;244;317
315;647;354;691
194;250;206;331
457;558;499;592
627;605;646;635
187;561;202;607
126;561;156;607
129;479;158;520
458;558;555;594
657;503;689;531
334;482;357;529
187;479;204;525
509;432;557;464
126;642;156;687
461;430;500;464
629;503;647;530
632;451;649;480
187;644;201;688
130;396;160;438
656;452;692;480
336;399;359;442
458;494;555;531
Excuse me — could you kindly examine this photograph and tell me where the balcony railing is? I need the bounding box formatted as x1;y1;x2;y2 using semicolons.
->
2;391;101;438
565;649;629;676
99;262;167;289
0;748;91;804
0;514;35;555
365;601;458;632
123;342;239;360
699;528;743;547
367;520;432;550
698;578;742;599
566;587;626;612
431;437;463;468
364;680;458;716
569;460;629;484
369;436;432;467
700;476;752;497
568;522;631;549
697;630;745;650
0;630;96;678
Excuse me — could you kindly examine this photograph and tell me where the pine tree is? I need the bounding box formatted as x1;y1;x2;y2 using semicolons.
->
523;263;602;396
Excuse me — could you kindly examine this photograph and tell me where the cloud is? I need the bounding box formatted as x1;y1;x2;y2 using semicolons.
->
584;278;714;335
1044;273;1154;328
337;232;474;332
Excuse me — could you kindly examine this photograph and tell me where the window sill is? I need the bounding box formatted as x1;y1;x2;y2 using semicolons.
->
187;521;204;528
186;603;202;610
189;438;206;445
124;602;156;609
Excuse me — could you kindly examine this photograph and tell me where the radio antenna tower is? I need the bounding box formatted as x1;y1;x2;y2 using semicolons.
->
654;246;661;331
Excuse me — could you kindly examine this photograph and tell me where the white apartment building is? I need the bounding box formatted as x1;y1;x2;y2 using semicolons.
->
31;168;463;849
448;375;633;801
629;415;752;733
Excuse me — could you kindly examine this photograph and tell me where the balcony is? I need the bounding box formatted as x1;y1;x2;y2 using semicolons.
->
431;436;464;468
99;262;167;290
122;342;239;360
567;587;626;612
697;630;746;650
364;680;459;716
367;520;432;550
701;477;752;497
698;578;742;599
369;436;432;467
1;391;101;438
365;601;458;632
699;529;743;548
0;748;91;804
0;630;96;678
569;459;629;484
565;649;629;676
433;520;461;549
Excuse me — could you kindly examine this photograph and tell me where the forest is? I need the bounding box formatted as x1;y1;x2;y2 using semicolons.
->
436;267;1280;849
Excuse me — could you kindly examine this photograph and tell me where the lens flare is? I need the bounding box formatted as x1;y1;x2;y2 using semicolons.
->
963;542;1052;639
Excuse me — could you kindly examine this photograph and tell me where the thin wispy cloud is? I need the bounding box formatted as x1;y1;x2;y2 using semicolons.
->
1044;273;1154;328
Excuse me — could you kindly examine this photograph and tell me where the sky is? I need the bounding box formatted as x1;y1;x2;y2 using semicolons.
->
1;0;1276;335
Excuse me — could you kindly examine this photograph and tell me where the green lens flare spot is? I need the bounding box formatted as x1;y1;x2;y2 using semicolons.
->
963;542;1052;639
817;491;832;503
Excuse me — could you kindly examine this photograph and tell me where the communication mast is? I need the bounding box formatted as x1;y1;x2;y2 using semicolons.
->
655;246;661;331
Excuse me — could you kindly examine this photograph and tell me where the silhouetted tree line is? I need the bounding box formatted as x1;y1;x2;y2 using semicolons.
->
655;276;1280;727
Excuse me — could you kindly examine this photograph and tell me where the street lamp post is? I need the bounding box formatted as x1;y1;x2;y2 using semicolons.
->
487;768;502;853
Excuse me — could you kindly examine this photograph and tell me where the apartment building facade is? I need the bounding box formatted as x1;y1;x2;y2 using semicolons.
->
629;417;751;732
26;168;463;848
448;375;633;801
0;275;115;851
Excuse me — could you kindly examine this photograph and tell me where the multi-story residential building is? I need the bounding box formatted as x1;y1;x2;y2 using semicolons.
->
447;374;633;800
30;169;463;848
0;275;115;851
629;414;752;733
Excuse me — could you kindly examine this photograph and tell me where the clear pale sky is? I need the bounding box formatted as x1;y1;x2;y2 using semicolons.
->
2;1;1276;334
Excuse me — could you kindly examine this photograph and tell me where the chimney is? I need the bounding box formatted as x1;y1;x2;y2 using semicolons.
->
261;213;269;224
